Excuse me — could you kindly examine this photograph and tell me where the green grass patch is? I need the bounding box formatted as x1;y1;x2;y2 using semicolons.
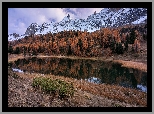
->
32;77;75;98
113;103;123;107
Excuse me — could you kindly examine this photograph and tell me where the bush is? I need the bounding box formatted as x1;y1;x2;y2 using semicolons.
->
32;77;75;98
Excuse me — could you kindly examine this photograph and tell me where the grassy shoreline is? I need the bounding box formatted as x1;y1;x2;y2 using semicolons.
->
8;67;147;107
8;54;147;107
8;54;147;72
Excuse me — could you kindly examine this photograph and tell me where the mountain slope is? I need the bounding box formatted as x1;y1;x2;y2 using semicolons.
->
8;8;147;41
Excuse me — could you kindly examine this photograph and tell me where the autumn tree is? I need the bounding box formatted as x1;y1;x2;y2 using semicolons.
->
102;28;112;48
133;38;140;53
124;33;129;51
78;39;83;52
129;29;136;51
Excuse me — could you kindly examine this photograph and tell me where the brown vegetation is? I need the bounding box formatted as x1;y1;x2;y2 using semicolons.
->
8;23;147;107
8;67;147;107
8;24;147;59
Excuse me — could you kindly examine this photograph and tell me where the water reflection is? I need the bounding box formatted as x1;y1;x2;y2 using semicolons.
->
137;85;147;93
85;77;101;84
12;68;23;73
11;57;147;92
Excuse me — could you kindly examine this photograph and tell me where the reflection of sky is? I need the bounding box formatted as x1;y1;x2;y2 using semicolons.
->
85;77;147;93
12;68;23;73
137;85;147;93
85;77;101;84
11;57;147;93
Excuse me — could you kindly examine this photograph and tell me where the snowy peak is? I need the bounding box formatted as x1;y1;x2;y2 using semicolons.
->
62;14;71;23
25;23;40;36
8;8;147;40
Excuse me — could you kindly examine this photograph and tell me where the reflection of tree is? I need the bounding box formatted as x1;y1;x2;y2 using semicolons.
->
67;59;72;69
108;69;117;84
86;62;92;79
124;68;131;79
130;71;137;88
13;57;146;89
78;63;84;79
140;72;147;86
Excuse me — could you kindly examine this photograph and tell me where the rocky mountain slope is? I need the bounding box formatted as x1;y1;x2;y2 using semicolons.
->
8;8;147;41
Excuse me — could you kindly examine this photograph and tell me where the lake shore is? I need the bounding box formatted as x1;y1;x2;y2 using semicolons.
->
8;67;147;107
8;54;147;107
8;54;147;72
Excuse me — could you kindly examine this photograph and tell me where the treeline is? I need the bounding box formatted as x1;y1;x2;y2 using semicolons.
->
8;24;147;57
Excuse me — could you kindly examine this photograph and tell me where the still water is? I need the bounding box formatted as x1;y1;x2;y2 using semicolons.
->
10;57;147;92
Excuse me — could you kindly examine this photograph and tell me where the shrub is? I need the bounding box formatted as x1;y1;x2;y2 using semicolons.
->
32;77;75;98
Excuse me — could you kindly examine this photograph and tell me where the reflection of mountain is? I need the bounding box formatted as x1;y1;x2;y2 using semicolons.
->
11;57;147;91
85;77;101;84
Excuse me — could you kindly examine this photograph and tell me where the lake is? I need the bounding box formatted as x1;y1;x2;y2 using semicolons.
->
10;57;147;92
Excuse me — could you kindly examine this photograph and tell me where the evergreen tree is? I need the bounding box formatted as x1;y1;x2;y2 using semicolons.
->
110;39;116;53
124;41;128;52
8;45;13;54
129;29;136;44
78;39;83;52
14;47;20;54
143;33;147;41
67;45;72;56
115;43;124;54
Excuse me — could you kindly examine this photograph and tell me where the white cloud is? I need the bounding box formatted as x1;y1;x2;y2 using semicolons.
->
65;8;103;19
44;8;67;22
8;8;104;35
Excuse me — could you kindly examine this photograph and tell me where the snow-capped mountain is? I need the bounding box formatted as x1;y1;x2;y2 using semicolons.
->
8;8;147;41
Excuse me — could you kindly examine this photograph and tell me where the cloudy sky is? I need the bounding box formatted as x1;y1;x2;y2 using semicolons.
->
8;8;103;35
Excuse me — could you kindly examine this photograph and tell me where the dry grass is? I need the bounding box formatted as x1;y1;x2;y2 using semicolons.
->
8;53;147;72
8;54;24;62
14;71;147;107
8;55;147;72
113;60;147;72
8;54;147;107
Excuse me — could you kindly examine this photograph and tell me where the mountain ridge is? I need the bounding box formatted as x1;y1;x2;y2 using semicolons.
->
8;8;147;41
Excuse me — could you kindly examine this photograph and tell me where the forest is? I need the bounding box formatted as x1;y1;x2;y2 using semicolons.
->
8;24;147;58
